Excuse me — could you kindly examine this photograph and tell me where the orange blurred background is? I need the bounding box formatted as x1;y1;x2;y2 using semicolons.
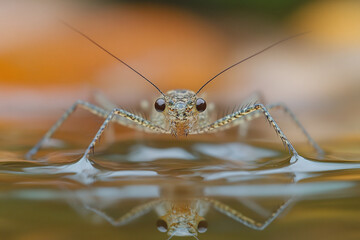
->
0;0;359;139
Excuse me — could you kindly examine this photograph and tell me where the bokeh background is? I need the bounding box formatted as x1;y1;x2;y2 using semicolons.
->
0;0;359;142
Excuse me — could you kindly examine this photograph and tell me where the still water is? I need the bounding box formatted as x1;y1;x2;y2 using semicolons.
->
0;125;360;240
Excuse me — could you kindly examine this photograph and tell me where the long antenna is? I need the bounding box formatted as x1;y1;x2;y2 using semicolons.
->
196;32;309;94
60;20;165;96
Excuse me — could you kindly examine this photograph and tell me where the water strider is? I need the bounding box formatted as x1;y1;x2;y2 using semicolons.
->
0;21;358;240
25;22;323;162
22;24;325;238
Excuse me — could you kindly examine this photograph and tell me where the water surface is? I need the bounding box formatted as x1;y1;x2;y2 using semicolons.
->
0;125;359;240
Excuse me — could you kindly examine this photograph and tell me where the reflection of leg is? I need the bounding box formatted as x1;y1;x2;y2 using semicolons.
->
84;200;159;226
83;108;166;158
206;198;292;230
237;198;271;218
26;100;108;160
267;103;324;156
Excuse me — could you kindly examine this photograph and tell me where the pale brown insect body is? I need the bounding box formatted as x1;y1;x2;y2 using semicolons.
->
152;90;209;137
155;199;210;238
26;23;323;163
84;199;210;238
84;197;292;238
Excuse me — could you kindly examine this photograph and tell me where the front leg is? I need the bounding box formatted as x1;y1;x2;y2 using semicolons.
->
26;100;109;160
83;108;167;158
195;104;299;161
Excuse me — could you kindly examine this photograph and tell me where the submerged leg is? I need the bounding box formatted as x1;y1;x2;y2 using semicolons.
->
26;100;108;160
206;198;292;230
84;200;160;226
196;104;299;161
83;108;167;158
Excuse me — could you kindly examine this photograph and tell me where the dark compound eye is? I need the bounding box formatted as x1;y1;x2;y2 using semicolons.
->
155;98;166;112
196;98;207;112
156;219;168;232
197;220;208;233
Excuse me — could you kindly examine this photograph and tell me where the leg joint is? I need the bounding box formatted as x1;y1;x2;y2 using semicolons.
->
254;103;266;111
71;100;89;111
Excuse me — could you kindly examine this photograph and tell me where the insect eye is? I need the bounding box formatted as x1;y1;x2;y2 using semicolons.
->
155;98;166;112
197;220;208;233
156;219;168;232
196;98;206;112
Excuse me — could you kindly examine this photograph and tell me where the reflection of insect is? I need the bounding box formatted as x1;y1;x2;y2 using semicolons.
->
84;198;291;239
26;22;323;160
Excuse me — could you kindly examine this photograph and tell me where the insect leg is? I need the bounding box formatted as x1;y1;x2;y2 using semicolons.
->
197;104;299;161
238;91;265;137
26;100;109;160
205;198;292;230
84;200;160;226
92;91;118;143
267;103;324;156
83;108;167;158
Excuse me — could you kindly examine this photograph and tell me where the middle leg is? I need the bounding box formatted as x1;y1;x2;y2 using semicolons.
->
267;103;324;156
196;104;299;161
234;102;323;157
83;108;167;158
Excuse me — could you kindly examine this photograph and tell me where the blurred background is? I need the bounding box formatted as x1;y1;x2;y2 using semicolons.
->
0;0;359;141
